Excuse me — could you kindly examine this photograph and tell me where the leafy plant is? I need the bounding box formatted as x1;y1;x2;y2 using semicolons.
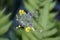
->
15;0;60;40
0;8;12;40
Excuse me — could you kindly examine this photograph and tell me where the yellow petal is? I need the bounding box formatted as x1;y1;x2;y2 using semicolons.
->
25;27;30;32
19;10;24;16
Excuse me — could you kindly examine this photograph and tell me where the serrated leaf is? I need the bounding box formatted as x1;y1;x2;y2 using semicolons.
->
0;8;6;18
40;0;52;7
49;12;58;19
44;21;55;31
49;2;56;11
28;0;39;9
0;13;11;27
43;28;57;37
24;32;37;40
24;1;35;12
31;31;42;40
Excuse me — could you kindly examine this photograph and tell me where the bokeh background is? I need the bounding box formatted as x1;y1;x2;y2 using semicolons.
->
0;0;60;40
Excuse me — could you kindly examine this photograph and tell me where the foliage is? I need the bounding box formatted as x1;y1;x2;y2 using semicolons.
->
15;0;60;40
0;0;60;40
0;8;12;40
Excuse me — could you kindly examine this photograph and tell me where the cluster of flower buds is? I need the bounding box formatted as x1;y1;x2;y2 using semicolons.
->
16;10;35;32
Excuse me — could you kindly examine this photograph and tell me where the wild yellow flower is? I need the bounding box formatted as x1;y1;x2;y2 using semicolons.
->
19;10;24;16
25;27;30;32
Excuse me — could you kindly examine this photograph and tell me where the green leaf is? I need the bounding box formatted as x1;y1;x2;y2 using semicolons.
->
0;13;11;27
49;2;56;11
42;37;60;40
43;28;57;37
24;1;36;12
22;34;29;40
49;12;58;19
0;21;12;35
24;32;37;40
0;8;6;18
44;22;55;31
27;0;39;9
31;31;42;39
39;3;49;28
